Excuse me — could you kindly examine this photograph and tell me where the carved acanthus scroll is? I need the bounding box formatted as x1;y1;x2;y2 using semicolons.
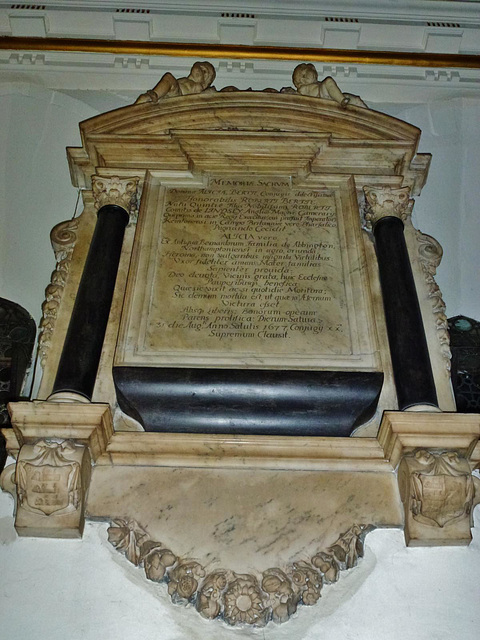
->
108;519;373;627
91;175;140;223
416;230;452;372
38;217;79;368
363;185;413;228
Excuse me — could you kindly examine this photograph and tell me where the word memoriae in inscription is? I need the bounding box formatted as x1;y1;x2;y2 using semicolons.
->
147;177;351;361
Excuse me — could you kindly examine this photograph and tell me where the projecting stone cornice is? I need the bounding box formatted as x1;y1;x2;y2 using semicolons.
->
66;88;430;195
78;92;422;140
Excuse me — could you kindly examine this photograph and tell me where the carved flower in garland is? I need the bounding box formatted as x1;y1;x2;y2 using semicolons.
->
223;574;269;626
107;519;149;566
140;540;177;583
105;516;375;628
261;568;297;624
311;551;340;584
196;570;230;620
288;561;323;605
167;560;206;603
328;524;371;570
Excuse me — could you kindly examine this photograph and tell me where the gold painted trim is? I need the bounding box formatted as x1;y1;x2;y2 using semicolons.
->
1;36;480;69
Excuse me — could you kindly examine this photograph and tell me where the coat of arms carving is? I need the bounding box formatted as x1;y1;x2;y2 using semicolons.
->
16;440;84;517
401;450;474;529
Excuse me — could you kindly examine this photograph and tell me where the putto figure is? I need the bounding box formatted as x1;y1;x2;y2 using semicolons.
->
135;61;216;104
292;63;367;108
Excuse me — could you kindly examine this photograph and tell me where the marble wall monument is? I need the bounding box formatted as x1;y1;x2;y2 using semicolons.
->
1;63;479;628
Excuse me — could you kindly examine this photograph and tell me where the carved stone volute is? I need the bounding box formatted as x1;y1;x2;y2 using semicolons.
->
415;230;452;373
38;217;79;369
363;185;413;228
91;176;140;222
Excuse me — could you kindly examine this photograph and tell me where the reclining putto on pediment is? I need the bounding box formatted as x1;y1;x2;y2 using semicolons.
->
134;61;368;108
135;60;217;103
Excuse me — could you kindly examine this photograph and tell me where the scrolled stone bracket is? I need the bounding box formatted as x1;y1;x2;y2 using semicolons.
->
0;401;113;538
91;175;141;224
14;439;90;538
107;518;373;628
398;449;475;546
38;217;79;369
378;411;480;546
415;230;452;374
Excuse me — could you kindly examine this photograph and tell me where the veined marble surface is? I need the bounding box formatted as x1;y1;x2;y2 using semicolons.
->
88;465;402;573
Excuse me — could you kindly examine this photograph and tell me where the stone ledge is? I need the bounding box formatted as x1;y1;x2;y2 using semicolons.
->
378;410;480;469
4;401;113;461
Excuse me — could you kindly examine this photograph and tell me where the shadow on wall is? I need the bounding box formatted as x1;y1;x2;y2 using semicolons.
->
449;315;480;412
0;297;36;472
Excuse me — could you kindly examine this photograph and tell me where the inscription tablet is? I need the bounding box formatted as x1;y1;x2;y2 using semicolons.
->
116;176;379;370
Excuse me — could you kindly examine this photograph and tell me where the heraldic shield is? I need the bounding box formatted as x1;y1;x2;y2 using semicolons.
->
409;450;474;528
16;441;82;517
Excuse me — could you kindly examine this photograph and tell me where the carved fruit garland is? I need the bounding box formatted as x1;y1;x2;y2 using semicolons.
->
107;520;373;627
38;218;79;368
415;230;452;372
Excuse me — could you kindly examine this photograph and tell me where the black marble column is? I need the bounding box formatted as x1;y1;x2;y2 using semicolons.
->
372;214;438;410
51;203;129;400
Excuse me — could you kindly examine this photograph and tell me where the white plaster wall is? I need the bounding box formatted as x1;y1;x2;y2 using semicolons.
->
0;84;97;324
0;489;479;640
392;97;480;321
457;98;480;320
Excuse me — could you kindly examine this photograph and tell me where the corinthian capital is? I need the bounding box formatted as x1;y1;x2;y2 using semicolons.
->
92;176;140;220
363;186;413;228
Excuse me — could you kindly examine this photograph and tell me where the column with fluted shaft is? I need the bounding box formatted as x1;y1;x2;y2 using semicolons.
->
49;176;139;402
363;186;439;411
